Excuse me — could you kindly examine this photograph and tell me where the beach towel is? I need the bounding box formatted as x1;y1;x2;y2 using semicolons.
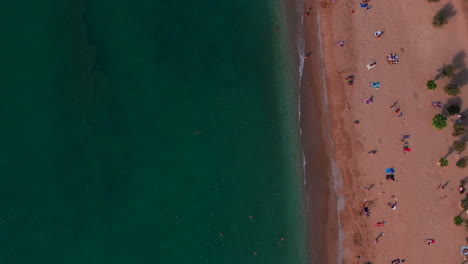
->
461;246;468;256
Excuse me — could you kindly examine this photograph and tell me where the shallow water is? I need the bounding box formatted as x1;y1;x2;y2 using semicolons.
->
0;1;306;263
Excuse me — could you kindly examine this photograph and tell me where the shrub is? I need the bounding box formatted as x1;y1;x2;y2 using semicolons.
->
442;64;455;77
432;114;447;129
455;216;464;225
457;158;467;168
462;197;468;210
453;141;467;152
427;80;437;90
447;104;461;116
433;11;448;27
439;157;448;167
428;0;440;2
453;123;465;136
445;83;460;96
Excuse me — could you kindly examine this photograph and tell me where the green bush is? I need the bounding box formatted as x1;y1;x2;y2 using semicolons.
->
427;80;437;90
433;11;448;27
445;83;460;96
455;215;464;225
442;64;455;77
453;141;467;152
447;104;461;116
453;123;465;136
432;114;447;129
457;158;467;168
439;157;448;167
462;197;468;210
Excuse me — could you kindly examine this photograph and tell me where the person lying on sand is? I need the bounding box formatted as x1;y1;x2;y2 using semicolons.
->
432;100;442;108
365;96;373;104
375;221;386;227
345;75;354;85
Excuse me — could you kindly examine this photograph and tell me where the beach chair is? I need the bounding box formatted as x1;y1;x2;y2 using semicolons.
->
367;61;376;70
386;168;395;174
360;3;368;8
370;82;380;89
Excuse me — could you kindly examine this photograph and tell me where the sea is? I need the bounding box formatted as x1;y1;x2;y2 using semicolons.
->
0;0;307;263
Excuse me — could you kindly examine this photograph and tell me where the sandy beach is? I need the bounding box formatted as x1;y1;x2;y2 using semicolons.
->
302;0;468;263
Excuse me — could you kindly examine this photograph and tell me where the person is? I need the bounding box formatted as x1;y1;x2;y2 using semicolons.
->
432;101;442;108
374;31;382;38
336;41;345;47
361;206;370;217
403;142;411;152
304;8;311;17
376;221;386;227
401;135;410;142
388;201;397;210
456;114;465;124
345;75;354;85
459;186;465;194
426;239;435;245
353;120;360;126
361;200;370;217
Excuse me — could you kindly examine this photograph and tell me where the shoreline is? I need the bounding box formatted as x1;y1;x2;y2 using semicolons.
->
300;1;339;264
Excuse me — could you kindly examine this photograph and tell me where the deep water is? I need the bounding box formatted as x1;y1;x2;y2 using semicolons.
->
0;1;306;263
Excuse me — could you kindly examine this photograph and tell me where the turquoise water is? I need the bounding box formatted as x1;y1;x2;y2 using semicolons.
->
0;1;306;263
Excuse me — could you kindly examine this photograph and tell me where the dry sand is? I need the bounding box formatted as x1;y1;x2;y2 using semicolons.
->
303;0;468;263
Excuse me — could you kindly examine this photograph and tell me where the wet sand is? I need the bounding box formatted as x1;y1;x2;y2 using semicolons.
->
300;1;339;264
